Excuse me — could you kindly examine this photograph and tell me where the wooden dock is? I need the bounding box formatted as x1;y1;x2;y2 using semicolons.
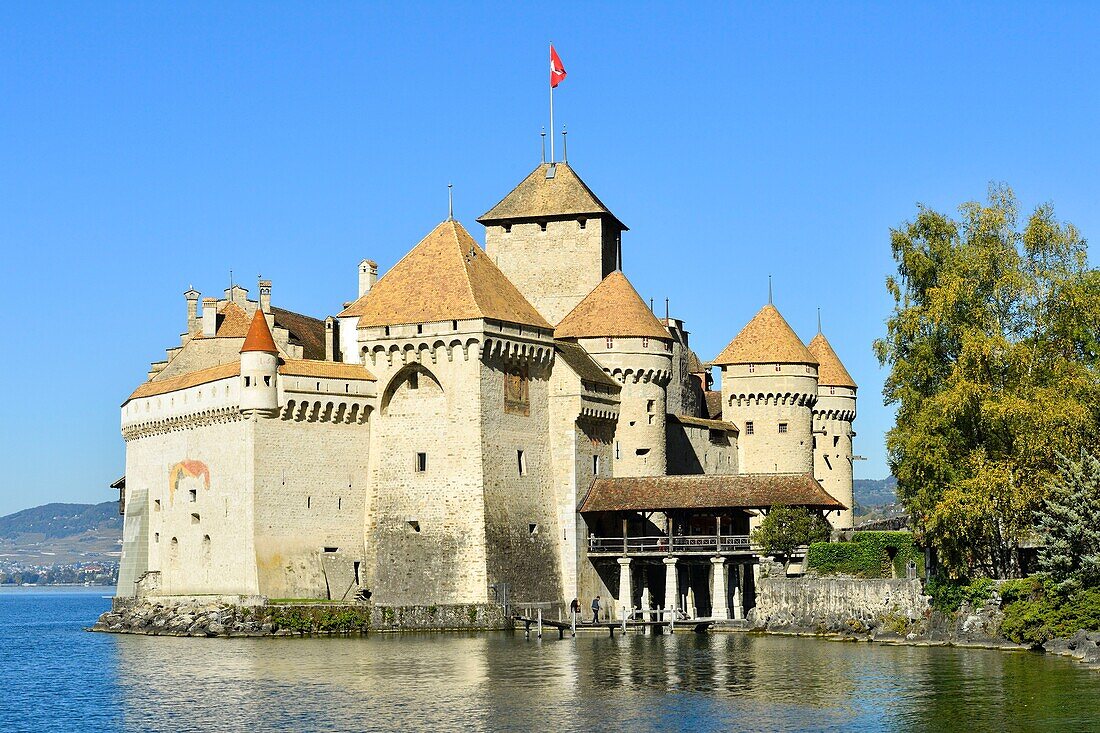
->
512;613;713;639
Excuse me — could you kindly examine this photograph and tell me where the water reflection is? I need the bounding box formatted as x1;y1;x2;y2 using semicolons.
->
109;629;1100;733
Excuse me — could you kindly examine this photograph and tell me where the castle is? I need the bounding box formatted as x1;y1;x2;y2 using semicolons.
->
114;159;857;620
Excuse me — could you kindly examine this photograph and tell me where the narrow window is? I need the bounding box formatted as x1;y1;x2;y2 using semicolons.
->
778;422;788;434
324;547;338;553
452;320;458;330
154;533;160;543
745;421;754;435
528;523;539;536
316;382;321;390
539;221;547;232
415;452;427;472
154;499;161;512
775;364;782;372
244;376;252;387
190;513;200;524
408;372;419;390
615;442;621;460
264;376;271;386
578;218;586;229
407;519;421;533
345;384;349;393
830;386;836;395
417;324;423;334
384;326;390;336
592;455;600;475
606;337;614;349
338;497;342;510
748;364;755;373
307;496;311;509
833;435;840;448
517;450;527;476
503;224;512;234
647;399;655;413
642;336;649;348
188;489;197;503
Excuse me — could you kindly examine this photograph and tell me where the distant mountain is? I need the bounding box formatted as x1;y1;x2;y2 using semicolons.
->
853;477;898;507
0;501;122;566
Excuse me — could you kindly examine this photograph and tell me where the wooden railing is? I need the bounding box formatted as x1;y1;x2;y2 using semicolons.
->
587;534;754;555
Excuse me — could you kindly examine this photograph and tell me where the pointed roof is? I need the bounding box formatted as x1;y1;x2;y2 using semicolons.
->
216;302;252;337
807;332;857;388
338;220;551;329
477;162;626;230
241;309;279;354
712;304;818;366
556;271;670;340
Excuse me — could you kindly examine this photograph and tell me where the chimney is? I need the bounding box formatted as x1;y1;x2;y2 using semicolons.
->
185;288;200;335
259;279;272;314
201;297;218;337
325;316;340;362
359;259;378;298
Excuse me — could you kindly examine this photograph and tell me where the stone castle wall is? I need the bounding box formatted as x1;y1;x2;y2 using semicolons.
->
722;365;818;474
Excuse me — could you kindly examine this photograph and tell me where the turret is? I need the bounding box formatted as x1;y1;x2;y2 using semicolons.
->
240;309;280;416
557;271;672;476
713;304;818;475
807;331;857;529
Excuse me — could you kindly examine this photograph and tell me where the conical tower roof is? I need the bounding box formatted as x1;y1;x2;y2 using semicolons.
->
338;220;551;329
712;304;817;366
241;309;279;354
807;332;857;388
556;271;670;340
477;162;626;230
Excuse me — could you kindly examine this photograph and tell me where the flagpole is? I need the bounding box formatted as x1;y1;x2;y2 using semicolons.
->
549;42;555;163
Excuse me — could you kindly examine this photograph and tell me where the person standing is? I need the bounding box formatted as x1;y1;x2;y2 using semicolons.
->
591;595;601;624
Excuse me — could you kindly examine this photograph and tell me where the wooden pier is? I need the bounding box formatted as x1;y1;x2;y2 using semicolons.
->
512;611;713;639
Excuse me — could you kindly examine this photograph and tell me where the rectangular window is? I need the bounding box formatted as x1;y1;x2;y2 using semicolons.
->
647;399;655;414
154;499;161;511
775;364;782;372
830;386;836;395
745;421;754;435
748;364;755;373
615;441;621;460
190;513;200;525
606;337;614;349
408;372;419;390
244;376;252;387
504;366;530;416
188;489;197;503
778;422;788;433
592;455;600;475
263;376;271;386
517;450;527;476
642;337;649;348
415;452;427;472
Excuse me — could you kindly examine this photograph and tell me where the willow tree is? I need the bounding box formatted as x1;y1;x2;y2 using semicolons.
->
874;185;1100;578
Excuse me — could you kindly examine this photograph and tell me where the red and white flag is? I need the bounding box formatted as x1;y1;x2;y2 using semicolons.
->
550;44;567;88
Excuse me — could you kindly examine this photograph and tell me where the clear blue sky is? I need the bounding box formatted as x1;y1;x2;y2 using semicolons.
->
2;3;1099;515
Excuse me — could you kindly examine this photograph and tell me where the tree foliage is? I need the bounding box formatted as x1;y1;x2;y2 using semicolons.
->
1037;451;1100;591
875;185;1100;578
751;506;831;568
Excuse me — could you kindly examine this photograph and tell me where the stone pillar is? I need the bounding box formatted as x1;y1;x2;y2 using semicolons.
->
617;557;633;620
710;556;729;620
640;572;652;622
731;563;744;620
662;557;678;616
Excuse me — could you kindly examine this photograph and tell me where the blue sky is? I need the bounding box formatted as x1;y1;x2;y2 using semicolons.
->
2;3;1099;515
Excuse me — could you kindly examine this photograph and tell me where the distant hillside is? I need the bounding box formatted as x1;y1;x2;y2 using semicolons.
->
0;501;122;566
853;477;898;507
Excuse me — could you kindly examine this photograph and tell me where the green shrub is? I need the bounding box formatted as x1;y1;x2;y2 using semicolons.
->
925;576;998;613
1000;581;1100;645
806;531;923;579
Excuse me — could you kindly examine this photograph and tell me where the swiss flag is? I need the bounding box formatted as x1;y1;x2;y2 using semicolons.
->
550;44;567;88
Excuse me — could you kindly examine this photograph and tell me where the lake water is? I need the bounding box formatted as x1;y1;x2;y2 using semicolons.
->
4;587;1098;732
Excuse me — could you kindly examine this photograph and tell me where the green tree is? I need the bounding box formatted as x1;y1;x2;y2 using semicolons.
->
751;505;831;570
875;185;1100;578
1038;451;1100;591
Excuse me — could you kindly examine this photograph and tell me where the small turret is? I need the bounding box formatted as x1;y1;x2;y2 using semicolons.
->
240;309;280;416
807;331;857;529
713;304;818;475
557;271;672;476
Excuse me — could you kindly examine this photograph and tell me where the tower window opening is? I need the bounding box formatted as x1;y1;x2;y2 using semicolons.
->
830;386;836;395
606;337;614;349
775;364;782;372
307;496;311;508
745;421;754;435
615;442;621;460
407;519;421;533
642;337;649;348
188;489;197;503
647;399;655;413
385;326;390;336
578;219;586;229
452;320;458;330
154;499;161;511
324;547;338;553
244;376;252;387
833;435;840;447
264;376;271;386
539;221;547;232
529;523;539;535
417;324;423;334
592;455;600;475
517;450;527;476
190;513;200;524
503;224;512;234
415;452;428;473
154;533;160;543
338;497;342;510
778;422;788;434
316;382;321;391
748;364;756;373
408;372;419;390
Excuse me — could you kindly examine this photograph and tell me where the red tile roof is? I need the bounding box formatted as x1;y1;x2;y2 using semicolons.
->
578;473;845;513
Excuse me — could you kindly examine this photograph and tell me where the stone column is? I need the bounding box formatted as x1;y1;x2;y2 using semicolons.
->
617;557;633;621
640;572;652;622
662;557;678;617
731;563;744;620
710;556;729;620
